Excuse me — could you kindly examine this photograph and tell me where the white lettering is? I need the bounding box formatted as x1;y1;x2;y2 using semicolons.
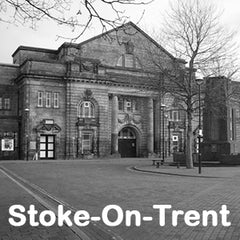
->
153;204;172;226
184;210;200;226
57;205;72;227
202;210;218;226
39;210;56;227
125;210;141;227
172;210;184;226
27;205;39;227
102;205;123;226
8;205;26;227
74;210;90;227
219;205;231;227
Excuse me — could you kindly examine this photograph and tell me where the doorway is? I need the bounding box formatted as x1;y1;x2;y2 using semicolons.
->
39;135;55;159
118;127;137;157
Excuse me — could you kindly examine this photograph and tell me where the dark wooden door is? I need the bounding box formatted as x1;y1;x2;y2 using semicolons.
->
118;139;136;157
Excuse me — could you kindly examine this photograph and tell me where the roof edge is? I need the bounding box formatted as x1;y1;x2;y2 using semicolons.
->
12;46;57;57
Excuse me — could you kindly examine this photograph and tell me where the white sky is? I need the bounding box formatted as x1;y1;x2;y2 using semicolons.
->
0;0;240;64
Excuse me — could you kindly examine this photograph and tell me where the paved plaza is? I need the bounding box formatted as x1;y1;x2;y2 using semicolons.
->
1;158;240;240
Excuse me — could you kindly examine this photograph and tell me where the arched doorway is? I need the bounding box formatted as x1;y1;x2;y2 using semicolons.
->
118;127;137;157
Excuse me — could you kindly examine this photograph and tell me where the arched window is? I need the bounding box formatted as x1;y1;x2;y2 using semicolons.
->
79;101;95;118
118;128;136;139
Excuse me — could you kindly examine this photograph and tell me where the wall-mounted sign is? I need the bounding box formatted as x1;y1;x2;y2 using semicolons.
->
1;139;14;151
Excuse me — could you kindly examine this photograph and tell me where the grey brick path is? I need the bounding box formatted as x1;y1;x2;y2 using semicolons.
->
1;159;240;240
0;170;80;240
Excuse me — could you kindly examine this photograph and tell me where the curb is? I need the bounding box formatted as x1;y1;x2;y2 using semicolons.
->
131;166;226;179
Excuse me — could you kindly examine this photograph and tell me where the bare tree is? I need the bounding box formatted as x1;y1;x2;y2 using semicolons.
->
146;0;239;168
0;0;153;40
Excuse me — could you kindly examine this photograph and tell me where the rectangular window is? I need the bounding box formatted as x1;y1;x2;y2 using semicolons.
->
0;97;2;109
46;92;51;108
4;98;10;110
53;92;59;108
38;91;43;107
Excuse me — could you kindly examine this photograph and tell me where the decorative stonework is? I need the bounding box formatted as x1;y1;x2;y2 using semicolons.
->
84;89;93;99
118;113;141;125
124;40;134;55
35;121;61;134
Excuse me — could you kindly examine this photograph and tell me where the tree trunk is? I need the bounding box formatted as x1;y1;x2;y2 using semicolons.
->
185;110;194;168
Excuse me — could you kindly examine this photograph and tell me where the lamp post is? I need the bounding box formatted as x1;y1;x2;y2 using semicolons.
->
161;104;166;165
195;70;204;174
25;108;30;161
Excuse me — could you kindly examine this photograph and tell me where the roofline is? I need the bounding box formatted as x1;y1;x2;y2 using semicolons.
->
12;46;57;57
0;63;19;68
12;22;185;64
58;21;182;62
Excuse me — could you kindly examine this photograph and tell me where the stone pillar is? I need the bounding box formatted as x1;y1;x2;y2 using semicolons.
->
111;95;119;154
147;97;154;156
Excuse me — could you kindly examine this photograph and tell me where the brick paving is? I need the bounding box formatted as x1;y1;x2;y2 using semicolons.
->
1;159;240;239
0;170;81;240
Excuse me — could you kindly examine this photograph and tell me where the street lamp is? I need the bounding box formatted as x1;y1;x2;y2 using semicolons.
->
161;104;166;165
25;108;30;161
195;70;204;174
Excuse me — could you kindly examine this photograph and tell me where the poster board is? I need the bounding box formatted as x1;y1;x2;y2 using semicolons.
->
1;139;14;151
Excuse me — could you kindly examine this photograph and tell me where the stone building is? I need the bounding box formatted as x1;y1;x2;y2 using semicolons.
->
0;22;188;160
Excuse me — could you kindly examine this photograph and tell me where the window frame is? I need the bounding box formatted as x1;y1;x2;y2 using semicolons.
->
53;92;59;108
37;91;44;107
4;98;10;110
79;101;95;118
170;110;180;121
46;92;51;108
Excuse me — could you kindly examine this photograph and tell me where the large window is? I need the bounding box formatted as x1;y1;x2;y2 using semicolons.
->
37;91;60;108
79;101;95;118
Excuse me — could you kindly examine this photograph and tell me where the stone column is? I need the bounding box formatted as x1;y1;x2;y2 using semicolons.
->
111;95;119;154
147;97;154;156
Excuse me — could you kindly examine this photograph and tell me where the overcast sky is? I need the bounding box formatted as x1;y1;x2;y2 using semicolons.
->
0;0;239;64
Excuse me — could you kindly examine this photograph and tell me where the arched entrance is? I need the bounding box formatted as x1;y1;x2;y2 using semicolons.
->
118;127;137;157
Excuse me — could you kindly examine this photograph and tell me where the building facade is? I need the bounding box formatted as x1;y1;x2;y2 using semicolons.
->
0;22;189;160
